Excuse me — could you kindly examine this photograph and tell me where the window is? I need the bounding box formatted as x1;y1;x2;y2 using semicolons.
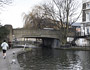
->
86;12;90;22
86;2;90;9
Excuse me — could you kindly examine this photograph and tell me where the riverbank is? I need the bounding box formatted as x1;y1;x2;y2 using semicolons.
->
57;46;90;51
0;48;24;70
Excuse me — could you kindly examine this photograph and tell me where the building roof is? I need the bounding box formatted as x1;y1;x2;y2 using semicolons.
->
72;23;81;27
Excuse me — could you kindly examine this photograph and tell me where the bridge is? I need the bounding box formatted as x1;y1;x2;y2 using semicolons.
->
5;25;77;48
5;25;76;48
13;29;60;39
12;28;61;48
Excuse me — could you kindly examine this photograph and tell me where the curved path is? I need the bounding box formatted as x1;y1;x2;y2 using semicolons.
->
0;48;23;70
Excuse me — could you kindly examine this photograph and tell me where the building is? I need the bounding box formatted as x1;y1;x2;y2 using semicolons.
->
72;0;90;46
82;0;90;36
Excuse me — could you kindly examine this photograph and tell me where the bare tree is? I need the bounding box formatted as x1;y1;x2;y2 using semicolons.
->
0;0;12;8
52;0;82;28
23;5;58;29
41;2;62;29
23;0;81;44
23;5;44;29
23;0;81;29
40;0;82;44
40;0;82;29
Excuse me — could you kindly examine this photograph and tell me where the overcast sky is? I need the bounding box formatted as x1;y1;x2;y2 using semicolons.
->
0;0;82;28
0;0;44;28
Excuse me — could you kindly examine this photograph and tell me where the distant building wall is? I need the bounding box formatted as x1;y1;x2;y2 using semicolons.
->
75;38;90;46
82;0;90;36
4;25;13;41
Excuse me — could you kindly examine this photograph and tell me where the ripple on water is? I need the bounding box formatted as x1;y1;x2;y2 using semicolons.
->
17;48;90;70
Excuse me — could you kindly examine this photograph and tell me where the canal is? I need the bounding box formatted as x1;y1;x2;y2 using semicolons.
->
17;48;90;70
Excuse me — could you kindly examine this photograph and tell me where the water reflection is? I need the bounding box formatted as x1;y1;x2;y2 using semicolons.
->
18;48;90;70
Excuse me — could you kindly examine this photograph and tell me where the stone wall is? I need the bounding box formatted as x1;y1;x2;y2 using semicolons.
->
4;25;13;41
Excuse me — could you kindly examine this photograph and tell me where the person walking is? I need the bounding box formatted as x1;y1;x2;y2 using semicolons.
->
1;40;9;59
8;40;11;49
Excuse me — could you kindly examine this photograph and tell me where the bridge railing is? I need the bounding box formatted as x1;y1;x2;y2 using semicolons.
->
13;29;62;41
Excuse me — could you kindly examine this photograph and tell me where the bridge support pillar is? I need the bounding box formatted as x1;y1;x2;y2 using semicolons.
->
52;39;60;48
42;38;60;48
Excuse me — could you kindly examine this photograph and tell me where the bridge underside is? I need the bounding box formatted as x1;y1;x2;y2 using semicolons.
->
22;35;60;40
23;36;60;48
42;38;60;48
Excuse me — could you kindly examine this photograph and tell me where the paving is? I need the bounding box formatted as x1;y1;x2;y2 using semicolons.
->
0;48;23;70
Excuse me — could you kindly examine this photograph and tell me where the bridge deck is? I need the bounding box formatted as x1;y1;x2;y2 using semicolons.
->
13;29;61;40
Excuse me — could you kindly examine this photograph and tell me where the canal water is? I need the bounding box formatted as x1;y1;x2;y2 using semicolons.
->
17;48;90;70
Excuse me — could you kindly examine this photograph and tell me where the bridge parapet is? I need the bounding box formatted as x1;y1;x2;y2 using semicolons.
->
23;30;61;40
13;29;61;40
